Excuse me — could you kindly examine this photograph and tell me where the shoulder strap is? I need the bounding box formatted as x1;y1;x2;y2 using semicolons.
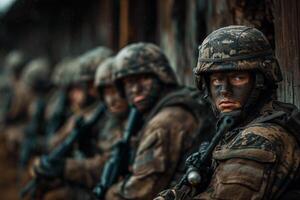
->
250;101;300;144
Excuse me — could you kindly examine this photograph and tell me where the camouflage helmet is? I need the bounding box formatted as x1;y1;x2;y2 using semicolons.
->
195;25;282;90
94;57;115;88
114;43;178;85
4;50;29;77
22;57;52;92
51;57;81;88
76;46;113;82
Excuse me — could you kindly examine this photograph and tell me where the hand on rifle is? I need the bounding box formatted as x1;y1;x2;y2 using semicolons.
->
31;156;65;180
154;142;212;200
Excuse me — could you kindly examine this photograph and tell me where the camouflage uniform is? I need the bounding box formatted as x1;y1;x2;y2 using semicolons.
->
40;47;118;200
18;58;54;168
44;57;77;139
0;51;31;200
1;51;32;154
156;26;300;200
105;43;214;200
47;47;113;149
62;57;127;189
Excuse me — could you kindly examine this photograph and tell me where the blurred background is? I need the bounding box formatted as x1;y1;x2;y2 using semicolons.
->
0;0;299;199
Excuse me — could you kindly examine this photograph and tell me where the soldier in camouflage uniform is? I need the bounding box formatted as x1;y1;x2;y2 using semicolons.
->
0;51;32;200
155;25;300;200
19;58;53;166
1;51;32;155
44;57;130;200
44;57;77;141
47;47;113;149
104;43;214;200
30;47;119;199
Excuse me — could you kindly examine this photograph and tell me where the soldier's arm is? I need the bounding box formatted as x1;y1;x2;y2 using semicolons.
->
47;116;76;150
64;154;109;188
194;124;300;200
105;107;198;200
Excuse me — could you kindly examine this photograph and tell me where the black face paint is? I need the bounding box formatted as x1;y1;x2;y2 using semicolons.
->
209;71;254;113
123;74;161;113
103;84;128;116
68;81;97;110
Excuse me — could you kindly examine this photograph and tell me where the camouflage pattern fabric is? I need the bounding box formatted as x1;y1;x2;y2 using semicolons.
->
94;57;115;88
105;86;214;200
193;121;300;199
106;105;199;200
194;25;282;90
21;57;51;90
114;43;178;85
76;46;113;83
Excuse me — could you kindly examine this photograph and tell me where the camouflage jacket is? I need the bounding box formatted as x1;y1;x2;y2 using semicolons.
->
63;113;126;188
106;87;215;200
192;100;300;200
47;103;98;150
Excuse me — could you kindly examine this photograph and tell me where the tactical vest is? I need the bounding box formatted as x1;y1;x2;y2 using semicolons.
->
249;100;300;200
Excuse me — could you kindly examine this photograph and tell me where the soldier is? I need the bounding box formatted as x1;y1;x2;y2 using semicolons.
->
102;43;214;200
44;58;76;140
28;47;116;199
41;57;129;200
0;51;31;200
155;25;300;200
1;51;31;155
47;47;113;149
19;57;53;168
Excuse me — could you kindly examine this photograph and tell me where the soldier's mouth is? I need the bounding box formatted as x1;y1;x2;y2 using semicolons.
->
218;100;241;112
109;104;125;113
133;96;146;103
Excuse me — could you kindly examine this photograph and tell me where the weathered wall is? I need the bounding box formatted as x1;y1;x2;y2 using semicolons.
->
1;0;299;107
158;0;206;85
274;0;300;107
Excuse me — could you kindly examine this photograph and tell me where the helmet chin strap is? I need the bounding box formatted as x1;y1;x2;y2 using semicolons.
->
242;73;266;114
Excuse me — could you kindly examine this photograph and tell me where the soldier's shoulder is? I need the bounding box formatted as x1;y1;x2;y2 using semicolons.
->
241;122;293;142
148;106;196;128
225;122;296;153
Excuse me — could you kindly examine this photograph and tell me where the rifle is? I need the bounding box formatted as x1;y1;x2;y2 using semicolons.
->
93;106;142;199
19;97;46;169
175;115;235;191
45;90;69;138
20;104;106;199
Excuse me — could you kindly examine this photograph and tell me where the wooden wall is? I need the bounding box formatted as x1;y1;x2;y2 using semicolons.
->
1;0;299;107
274;0;300;107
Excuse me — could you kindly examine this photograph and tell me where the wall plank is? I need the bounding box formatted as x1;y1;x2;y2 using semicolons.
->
274;0;300;108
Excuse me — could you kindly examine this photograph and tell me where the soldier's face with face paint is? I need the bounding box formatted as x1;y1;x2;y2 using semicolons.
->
123;74;160;113
209;71;254;113
103;84;128;115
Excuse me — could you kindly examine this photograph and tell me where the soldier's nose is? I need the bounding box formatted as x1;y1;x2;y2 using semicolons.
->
131;83;140;94
220;81;232;97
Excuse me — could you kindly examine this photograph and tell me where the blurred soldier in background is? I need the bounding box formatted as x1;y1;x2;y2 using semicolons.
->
99;43;215;200
0;51;32;200
40;57;129;200
47;47;113;150
1;51;31;155
27;47;117;199
19;57;53;169
155;26;300;200
44;58;77;143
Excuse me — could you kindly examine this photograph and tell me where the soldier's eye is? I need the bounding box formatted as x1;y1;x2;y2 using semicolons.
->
210;76;223;86
230;74;249;85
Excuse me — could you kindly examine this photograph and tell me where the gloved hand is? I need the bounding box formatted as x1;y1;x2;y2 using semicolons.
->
33;156;65;179
154;185;193;200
